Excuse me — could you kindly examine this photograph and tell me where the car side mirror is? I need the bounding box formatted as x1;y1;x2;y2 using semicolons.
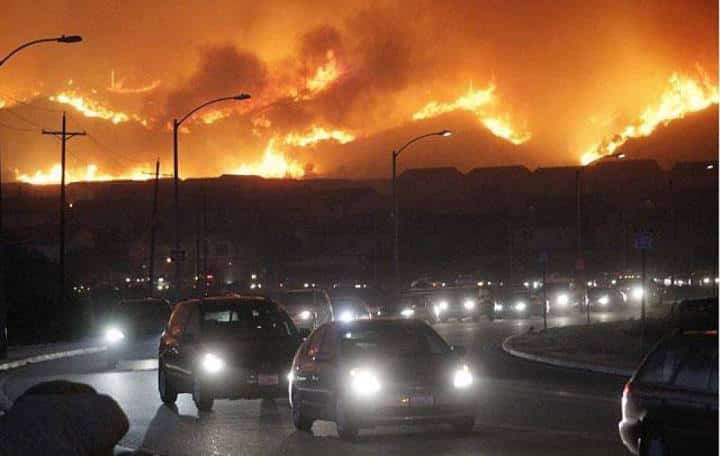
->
451;345;466;356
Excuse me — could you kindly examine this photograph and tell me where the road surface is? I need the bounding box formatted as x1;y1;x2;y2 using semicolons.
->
2;313;631;455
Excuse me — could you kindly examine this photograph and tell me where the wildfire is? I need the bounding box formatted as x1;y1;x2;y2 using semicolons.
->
284;126;355;147
306;50;340;94
107;70;161;94
231;138;306;178
581;71;719;165
49;91;148;126
15;163;150;185
200;109;231;125
413;84;531;145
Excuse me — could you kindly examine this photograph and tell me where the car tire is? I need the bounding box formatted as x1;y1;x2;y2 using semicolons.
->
452;416;475;434
291;389;314;432
640;427;666;456
193;380;214;411
335;399;359;441
158;364;177;404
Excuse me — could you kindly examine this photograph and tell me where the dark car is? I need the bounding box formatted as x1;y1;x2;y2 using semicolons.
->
490;289;544;320
429;287;480;322
619;330;718;455
278;289;334;334
289;319;476;441
331;295;373;322
158;296;303;411
103;297;171;368
587;287;625;311
668;297;718;331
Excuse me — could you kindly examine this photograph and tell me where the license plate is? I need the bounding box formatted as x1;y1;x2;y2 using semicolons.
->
258;374;279;386
409;394;434;407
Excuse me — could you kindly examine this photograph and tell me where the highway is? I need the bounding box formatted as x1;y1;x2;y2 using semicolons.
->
2;313;631;455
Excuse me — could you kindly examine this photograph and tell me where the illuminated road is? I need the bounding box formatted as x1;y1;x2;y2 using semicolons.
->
2;313;631;455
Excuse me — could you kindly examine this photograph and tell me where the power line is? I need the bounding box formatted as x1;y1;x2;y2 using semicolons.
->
0;120;35;132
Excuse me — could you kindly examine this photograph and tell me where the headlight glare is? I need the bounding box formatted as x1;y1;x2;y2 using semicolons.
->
104;327;125;344
598;295;609;305
453;365;473;389
514;301;527;312
298;310;312;320
631;286;644;300
201;352;225;374
494;303;503;312
463;299;476;310
349;368;380;396
339;310;355;322
556;294;569;306
400;308;415;317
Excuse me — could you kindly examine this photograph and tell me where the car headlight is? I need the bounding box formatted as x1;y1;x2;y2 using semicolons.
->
514;301;527;312
339;310;355;322
631;286;643;301
201;353;225;374
598;295;609;305
104;327;125;344
400;308;415;318
438;300;448;310
556;294;569;306
463;299;476;310
298;310;312;320
453;365;473;389
349;368;380;396
494;303;503;312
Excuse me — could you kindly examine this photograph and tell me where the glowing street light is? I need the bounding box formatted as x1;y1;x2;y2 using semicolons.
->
0;35;83;67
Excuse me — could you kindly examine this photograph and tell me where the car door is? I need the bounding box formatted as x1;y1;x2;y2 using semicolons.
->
296;327;326;412
161;301;192;382
175;303;201;387
664;340;717;453
315;325;339;419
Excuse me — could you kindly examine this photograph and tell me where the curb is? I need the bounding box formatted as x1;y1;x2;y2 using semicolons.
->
0;345;107;372
502;334;634;378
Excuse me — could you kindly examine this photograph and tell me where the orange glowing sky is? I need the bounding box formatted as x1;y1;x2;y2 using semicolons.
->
0;0;717;183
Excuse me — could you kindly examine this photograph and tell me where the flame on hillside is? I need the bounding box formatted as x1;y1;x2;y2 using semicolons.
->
581;71;719;165
15;163;150;185
413;84;531;144
231;138;306;178
284;126;355;147
49;90;149;126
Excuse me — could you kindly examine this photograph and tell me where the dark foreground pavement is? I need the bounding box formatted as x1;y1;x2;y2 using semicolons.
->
1;312;631;455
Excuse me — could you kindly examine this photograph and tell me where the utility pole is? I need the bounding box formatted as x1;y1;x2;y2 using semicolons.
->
640;246;647;349
0;144;6;359
202;192;208;294
392;150;399;287
148;159;160;296
42;112;85;310
195;205;201;297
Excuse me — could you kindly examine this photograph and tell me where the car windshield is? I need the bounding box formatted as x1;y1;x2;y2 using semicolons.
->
340;323;449;358
282;293;322;312
201;300;295;338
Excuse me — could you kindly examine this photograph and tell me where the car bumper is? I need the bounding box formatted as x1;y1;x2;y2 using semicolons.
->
343;389;475;427
200;369;291;399
618;420;640;455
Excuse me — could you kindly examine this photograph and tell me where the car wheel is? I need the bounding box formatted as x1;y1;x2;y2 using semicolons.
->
291;389;314;432
192;381;214;411
452;416;475;434
640;427;666;456
158;364;177;404
335;398;359;441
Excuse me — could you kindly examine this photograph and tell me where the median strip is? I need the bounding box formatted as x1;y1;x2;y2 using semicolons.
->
0;345;107;372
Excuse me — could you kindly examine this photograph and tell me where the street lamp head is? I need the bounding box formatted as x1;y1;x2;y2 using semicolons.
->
615;153;626;159
57;35;82;43
439;130;453;137
233;93;251;101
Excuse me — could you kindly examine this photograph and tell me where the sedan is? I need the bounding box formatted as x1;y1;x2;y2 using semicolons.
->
289;319;476;441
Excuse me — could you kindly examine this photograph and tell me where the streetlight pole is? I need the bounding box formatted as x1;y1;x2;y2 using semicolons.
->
576;152;625;324
171;94;251;299
391;130;452;294
0;35;82;67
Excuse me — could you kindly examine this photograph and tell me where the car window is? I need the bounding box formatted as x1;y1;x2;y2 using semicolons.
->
201;300;296;338
185;307;200;338
318;326;337;359
709;359;718;393
637;343;687;385
674;350;712;390
340;323;450;358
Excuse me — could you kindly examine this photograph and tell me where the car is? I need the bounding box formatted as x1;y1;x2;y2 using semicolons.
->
544;283;577;315
278;289;334;335
157;296;303;411
429;287;480;322
489;289;544;320
668;297;718;331
587;287;625;311
289;319;476;441
103;297;171;368
618;330;718;455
